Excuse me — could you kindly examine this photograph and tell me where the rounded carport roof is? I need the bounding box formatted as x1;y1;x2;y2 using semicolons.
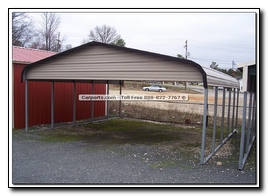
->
22;41;239;89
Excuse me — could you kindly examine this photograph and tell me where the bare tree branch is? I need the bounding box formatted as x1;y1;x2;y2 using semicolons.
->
88;25;121;44
12;12;35;47
40;13;61;51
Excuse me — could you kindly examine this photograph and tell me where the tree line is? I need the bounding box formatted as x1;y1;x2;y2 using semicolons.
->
12;12;125;52
209;61;242;79
178;54;242;79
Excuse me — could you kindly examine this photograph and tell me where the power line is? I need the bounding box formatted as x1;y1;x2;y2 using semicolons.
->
58;31;255;66
189;39;254;49
60;31;255;53
62;32;255;49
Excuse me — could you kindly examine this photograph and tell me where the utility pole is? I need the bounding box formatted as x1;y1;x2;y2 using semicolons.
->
184;40;188;59
183;40;188;90
56;32;61;52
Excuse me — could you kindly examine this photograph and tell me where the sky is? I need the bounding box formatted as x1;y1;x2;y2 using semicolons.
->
26;9;257;69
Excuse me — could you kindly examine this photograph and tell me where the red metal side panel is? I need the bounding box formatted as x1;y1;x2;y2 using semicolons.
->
13;64;106;129
13;64;51;129
28;81;51;126
13;64;26;129
93;83;106;117
53;82;106;122
76;83;92;120
54;82;73;123
75;83;106;120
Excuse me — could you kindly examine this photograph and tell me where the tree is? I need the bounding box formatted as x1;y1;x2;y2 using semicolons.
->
177;54;186;88
226;68;242;78
64;44;73;51
210;61;242;79
210;61;219;69
12;13;35;47
177;54;185;59
111;39;126;47
87;25;122;44
42;13;61;51
30;13;63;52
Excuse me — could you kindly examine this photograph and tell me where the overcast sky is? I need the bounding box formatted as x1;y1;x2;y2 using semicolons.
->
27;9;257;69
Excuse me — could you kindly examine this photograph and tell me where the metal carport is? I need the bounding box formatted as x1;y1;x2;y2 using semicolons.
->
21;41;241;166
237;61;257;170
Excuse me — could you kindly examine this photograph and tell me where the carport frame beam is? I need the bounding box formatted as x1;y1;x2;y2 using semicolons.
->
220;87;226;142
212;87;218;152
51;81;54;129
73;81;76;125
91;81;94;121
119;80;122;117
200;88;208;164
25;80;28;132
106;81;110;119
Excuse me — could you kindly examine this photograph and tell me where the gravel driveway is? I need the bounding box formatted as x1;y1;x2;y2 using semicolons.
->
12;131;257;186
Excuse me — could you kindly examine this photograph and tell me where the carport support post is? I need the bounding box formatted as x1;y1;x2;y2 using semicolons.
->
25;80;28;132
51;81;54;129
239;91;247;169
232;88;236;131
91;81;94;121
200;88;208;164
212;87;218;152
235;89;240;128
227;88;232;135
246;90;253;155
73;81;76;125
119;80;122;117
106;81;109;119
239;65;249;170
252;92;256;137
220;88;226;142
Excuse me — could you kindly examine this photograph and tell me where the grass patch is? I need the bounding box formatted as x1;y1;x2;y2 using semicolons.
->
185;142;201;148
84;119;182;144
13;118;204;159
16;119;194;145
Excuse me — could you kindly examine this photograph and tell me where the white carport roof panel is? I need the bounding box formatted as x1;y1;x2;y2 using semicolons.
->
26;71;202;82
22;41;239;89
23;43;204;82
202;66;240;88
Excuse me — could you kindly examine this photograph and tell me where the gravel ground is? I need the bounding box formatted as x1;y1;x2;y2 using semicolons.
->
12;131;257;186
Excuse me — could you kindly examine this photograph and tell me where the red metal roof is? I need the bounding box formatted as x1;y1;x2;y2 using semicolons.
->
13;46;57;64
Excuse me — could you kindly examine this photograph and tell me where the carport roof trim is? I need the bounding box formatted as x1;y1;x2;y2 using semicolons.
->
22;41;239;89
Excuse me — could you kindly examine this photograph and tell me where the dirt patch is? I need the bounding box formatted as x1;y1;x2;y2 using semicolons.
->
21;118;235;164
110;89;210;103
189;94;216;103
109;89;245;119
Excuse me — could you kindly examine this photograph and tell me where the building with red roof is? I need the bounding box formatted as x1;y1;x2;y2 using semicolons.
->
13;46;57;64
12;46;106;129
